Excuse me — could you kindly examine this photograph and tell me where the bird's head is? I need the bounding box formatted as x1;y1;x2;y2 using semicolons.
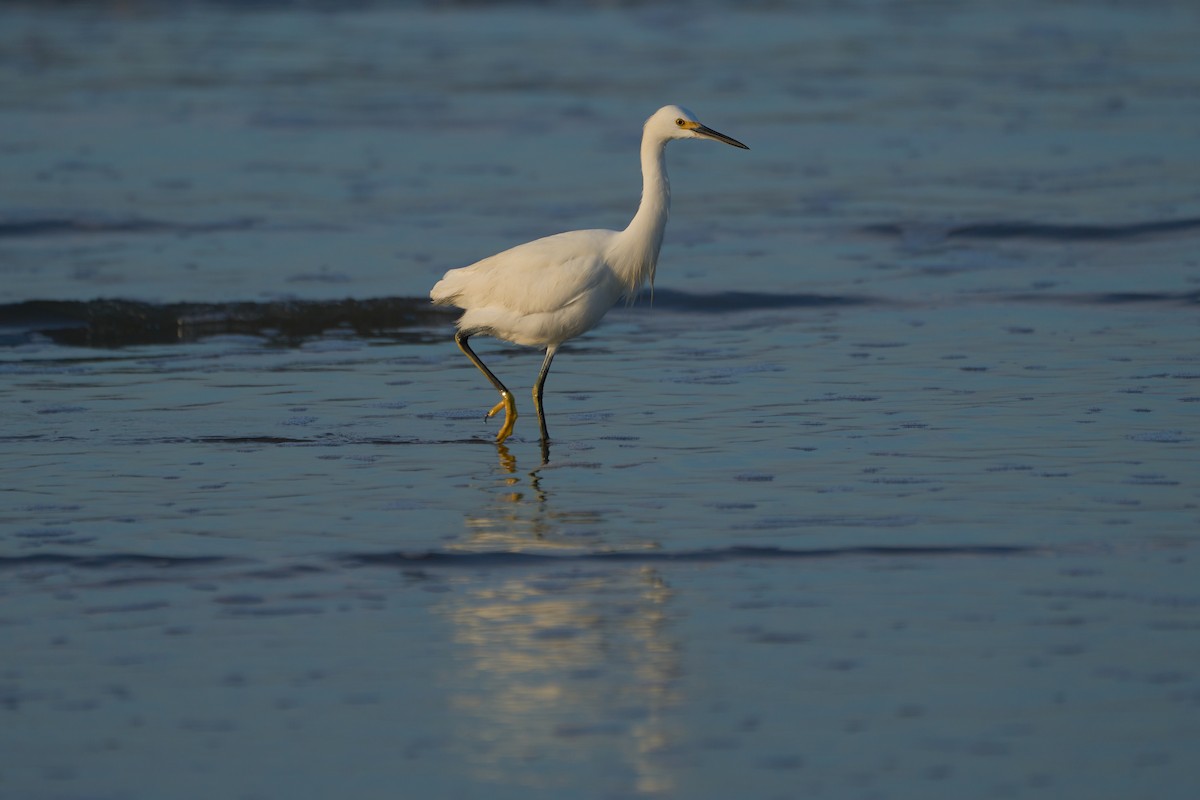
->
647;105;749;150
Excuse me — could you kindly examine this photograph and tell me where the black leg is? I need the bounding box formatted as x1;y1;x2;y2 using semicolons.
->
455;331;517;443
532;345;557;447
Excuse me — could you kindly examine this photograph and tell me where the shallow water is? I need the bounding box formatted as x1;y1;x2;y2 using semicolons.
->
2;1;1199;798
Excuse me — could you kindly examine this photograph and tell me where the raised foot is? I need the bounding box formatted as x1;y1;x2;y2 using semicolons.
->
486;392;518;444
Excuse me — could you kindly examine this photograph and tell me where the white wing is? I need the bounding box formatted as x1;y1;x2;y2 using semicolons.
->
431;229;620;315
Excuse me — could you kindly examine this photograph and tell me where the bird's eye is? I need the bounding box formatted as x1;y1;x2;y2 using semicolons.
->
675;118;685;127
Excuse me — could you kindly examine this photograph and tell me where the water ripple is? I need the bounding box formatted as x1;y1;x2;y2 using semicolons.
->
866;217;1200;245
345;544;1038;568
0;215;259;238
0;545;1038;577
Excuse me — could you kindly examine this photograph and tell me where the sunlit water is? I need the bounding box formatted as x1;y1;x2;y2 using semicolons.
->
2;2;1198;798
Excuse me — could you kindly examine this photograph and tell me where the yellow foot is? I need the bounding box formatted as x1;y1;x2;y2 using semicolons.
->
488;393;518;444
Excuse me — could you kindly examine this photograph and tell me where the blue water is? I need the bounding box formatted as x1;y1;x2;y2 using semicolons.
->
2;1;1198;798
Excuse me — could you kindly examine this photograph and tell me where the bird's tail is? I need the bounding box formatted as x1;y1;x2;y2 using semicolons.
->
430;273;464;307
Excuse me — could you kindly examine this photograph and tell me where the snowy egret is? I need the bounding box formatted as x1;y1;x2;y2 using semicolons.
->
431;105;748;445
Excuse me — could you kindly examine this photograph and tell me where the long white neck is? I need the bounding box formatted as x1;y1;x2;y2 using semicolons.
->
613;131;670;299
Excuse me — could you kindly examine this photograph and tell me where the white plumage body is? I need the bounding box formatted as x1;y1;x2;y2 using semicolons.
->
431;229;629;348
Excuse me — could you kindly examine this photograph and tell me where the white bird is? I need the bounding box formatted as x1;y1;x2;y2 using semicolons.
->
430;104;748;446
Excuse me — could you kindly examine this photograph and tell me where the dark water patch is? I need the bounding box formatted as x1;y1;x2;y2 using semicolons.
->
1125;474;1180;486
180;434;499;447
637;288;876;312
0;547;1040;593
417;408;494;420
0;298;453;347
85;600;172;615
865;217;1200;245
1026;587;1200;610
34;404;88;414
805;393;882;402
345;544;1037;569
0;215;259;239
14;528;80;540
1002;290;1200;307
737;515;923;530
242;564;329;580
1127;430;1190;444
148;435;320;445
0;553;237;571
222;605;325;618
948;218;1200;242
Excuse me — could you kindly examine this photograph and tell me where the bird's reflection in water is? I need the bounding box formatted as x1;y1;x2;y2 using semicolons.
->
496;442;520;477
456;442;599;551
440;443;681;793
436;562;680;794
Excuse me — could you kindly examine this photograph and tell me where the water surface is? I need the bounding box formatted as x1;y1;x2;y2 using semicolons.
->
2;1;1198;798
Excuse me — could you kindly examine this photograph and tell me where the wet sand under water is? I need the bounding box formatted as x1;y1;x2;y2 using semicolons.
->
2;0;1200;798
